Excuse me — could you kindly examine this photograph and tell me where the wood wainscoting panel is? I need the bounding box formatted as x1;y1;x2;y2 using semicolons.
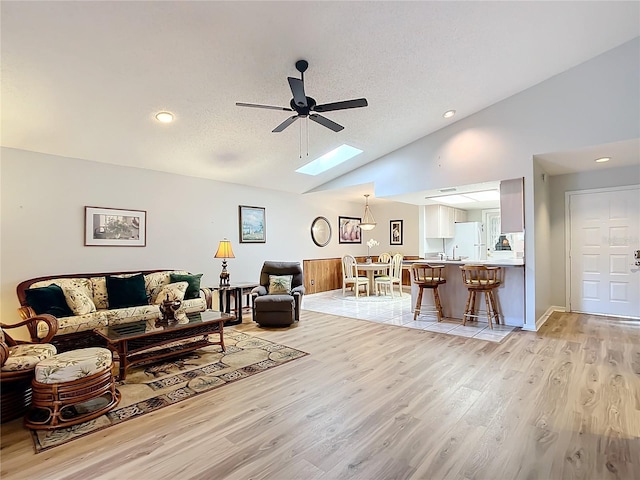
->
304;256;409;293
303;258;344;294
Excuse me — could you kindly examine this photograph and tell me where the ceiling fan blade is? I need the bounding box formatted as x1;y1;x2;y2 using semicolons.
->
288;77;307;108
314;98;368;113
236;102;293;112
309;114;344;132
272;115;300;133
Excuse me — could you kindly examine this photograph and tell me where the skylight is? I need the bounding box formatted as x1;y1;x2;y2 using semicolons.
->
296;144;363;176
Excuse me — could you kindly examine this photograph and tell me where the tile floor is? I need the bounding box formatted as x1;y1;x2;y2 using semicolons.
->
302;288;515;343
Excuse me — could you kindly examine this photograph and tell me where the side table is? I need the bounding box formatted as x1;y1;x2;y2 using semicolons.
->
211;282;259;325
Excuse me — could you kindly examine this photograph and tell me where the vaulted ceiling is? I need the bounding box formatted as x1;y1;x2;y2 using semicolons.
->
2;1;638;202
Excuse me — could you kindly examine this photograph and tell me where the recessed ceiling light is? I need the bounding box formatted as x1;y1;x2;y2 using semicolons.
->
155;111;174;123
443;110;456;119
595;157;610;163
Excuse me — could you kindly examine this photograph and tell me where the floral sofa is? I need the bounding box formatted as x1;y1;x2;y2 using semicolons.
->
16;269;211;351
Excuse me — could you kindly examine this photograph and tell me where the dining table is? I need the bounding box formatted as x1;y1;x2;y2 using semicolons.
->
356;262;391;294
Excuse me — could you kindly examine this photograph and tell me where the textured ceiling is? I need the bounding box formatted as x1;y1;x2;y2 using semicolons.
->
2;1;639;202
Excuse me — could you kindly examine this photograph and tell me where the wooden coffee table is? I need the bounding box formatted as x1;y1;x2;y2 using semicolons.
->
94;310;233;380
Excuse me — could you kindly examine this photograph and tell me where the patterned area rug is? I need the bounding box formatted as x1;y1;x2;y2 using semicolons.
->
30;331;308;452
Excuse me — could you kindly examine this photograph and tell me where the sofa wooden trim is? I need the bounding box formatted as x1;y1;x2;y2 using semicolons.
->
16;269;173;308
15;269;207;351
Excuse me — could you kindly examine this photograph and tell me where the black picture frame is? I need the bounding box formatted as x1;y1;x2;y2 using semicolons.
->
84;206;146;247
239;205;266;243
390;219;403;245
338;216;362;244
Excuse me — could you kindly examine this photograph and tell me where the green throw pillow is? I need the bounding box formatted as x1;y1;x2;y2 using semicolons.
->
25;284;74;317
268;275;293;295
169;273;203;300
106;273;148;309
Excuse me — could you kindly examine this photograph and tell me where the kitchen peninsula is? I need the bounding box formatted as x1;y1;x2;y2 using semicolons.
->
406;258;525;327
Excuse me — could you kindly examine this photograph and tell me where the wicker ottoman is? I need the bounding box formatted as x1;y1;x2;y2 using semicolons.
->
25;347;120;430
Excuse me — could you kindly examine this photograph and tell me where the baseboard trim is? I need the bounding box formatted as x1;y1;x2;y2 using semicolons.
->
533;305;566;331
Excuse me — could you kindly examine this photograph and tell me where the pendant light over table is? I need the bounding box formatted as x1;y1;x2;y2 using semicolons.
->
359;194;376;231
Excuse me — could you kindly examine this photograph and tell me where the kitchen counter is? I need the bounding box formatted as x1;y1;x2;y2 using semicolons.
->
407;260;525;327
403;258;524;266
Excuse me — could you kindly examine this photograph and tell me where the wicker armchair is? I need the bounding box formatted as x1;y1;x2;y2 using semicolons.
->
1;315;58;423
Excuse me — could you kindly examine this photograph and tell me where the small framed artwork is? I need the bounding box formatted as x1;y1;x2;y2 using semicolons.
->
85;206;146;247
338;216;362;244
239;205;266;243
390;219;403;245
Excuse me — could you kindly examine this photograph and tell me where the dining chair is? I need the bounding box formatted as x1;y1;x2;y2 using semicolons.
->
374;253;403;297
377;252;391;264
341;255;369;297
375;252;392;276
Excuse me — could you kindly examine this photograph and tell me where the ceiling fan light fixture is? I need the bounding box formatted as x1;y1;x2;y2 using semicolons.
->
443;110;456;119
359;194;377;230
236;60;368;135
155;111;174;123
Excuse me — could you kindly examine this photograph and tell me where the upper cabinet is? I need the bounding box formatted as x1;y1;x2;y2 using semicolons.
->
425;205;467;238
500;178;524;233
454;208;468;223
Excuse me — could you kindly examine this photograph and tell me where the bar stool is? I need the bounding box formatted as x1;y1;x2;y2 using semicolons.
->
460;265;502;329
411;263;446;321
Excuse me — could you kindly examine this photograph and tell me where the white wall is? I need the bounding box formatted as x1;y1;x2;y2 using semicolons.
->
310;38;640;329
356;201;420;257
0;147;417;327
533;161;552;327
548;165;640;307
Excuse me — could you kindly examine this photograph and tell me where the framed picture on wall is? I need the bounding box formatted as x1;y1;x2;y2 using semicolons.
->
390;219;403;245
84;206;146;247
338;216;362;244
239;205;266;243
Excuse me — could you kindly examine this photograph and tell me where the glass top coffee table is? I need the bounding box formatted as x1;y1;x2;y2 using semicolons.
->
95;310;233;380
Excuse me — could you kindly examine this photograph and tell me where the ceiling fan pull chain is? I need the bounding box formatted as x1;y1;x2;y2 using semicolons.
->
299;119;302;159
307;117;310;156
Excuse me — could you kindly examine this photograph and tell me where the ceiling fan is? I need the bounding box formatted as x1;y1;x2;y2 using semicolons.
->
236;60;368;133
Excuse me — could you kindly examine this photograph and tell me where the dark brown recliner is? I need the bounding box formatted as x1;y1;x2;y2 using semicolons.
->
251;261;304;327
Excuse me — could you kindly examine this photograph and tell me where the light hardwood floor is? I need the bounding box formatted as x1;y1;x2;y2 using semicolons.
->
1;310;639;480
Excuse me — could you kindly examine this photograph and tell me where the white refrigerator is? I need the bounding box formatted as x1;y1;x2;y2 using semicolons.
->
445;222;486;261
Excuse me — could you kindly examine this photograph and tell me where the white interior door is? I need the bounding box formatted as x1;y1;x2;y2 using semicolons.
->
568;186;640;318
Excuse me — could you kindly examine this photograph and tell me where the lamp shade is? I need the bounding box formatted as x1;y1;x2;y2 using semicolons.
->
214;239;235;259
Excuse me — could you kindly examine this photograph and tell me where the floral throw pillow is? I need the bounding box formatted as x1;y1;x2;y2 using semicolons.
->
268;275;293;295
153;282;188;305
62;286;97;316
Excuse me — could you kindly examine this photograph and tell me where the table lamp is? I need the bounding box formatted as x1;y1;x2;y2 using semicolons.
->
214;238;235;286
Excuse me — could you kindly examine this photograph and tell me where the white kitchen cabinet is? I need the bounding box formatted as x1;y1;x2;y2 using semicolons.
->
425;204;456;238
454;208;468;223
